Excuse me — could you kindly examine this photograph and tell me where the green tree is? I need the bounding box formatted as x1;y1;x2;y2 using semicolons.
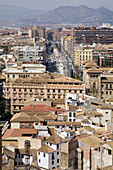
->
0;96;12;121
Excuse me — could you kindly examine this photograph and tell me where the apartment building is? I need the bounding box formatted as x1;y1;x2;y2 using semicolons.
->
83;61;113;99
10;46;46;64
3;73;85;114
75;45;94;67
2;61;46;82
93;46;113;67
28;26;46;39
37;134;66;169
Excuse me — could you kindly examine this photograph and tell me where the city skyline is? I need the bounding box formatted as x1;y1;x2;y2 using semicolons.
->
0;0;113;11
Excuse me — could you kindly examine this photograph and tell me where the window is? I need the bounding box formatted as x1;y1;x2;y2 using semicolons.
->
38;152;40;155
22;123;25;127
19;89;21;92
52;160;54;165
110;91;112;95
50;143;52;146
108;149;111;155
73;113;75;117
57;144;59;149
29;123;32;127
106;91;108;94
57;152;59;155
43;153;45;157
52;153;54;160
69;112;71;117
30;89;32;92
39;159;41;163
106;84;108;89
24;89;26;92
105;112;108;114
74;90;77;93
57;159;59;163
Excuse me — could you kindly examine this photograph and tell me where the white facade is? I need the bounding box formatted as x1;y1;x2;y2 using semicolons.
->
37;141;65;169
97;108;112;126
65;93;78;110
37;151;59;169
10;46;45;62
2;63;46;81
68;111;76;122
11;122;20;129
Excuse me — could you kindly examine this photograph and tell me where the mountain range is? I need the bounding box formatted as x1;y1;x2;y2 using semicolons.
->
1;5;113;26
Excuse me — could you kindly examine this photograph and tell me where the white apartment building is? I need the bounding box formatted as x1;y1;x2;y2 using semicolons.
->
10;46;46;63
2;62;46;81
37;134;65;169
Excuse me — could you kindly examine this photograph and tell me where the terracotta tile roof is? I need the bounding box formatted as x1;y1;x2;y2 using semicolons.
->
101;77;113;83
68;105;79;111
106;96;113;102
52;99;65;104
87;67;102;73
22;104;58;112
10;111;57;122
78;134;104;149
47;121;81;126
0;74;6;79
10;112;44;122
46;134;65;144
2;128;37;139
97;105;113;109
84;62;99;68
38;144;55;153
3;147;15;159
83;60;93;65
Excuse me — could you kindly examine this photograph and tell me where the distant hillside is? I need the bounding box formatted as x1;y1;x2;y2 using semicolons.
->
19;5;113;26
0;5;46;21
1;5;113;26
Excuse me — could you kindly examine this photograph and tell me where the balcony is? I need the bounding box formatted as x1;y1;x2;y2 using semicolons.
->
35;92;39;95
40;92;44;95
24;92;28;94
6;91;10;94
18;91;22;94
29;92;33;95
13;97;17;100
13;91;17;94
47;92;51;95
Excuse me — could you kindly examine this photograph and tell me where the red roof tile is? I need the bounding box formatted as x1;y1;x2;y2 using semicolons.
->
2;128;37;139
22;104;66;112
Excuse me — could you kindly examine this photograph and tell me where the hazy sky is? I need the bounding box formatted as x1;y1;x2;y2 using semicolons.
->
0;0;113;11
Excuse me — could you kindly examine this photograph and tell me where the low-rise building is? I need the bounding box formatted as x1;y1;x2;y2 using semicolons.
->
2;61;46;82
3;73;85;114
